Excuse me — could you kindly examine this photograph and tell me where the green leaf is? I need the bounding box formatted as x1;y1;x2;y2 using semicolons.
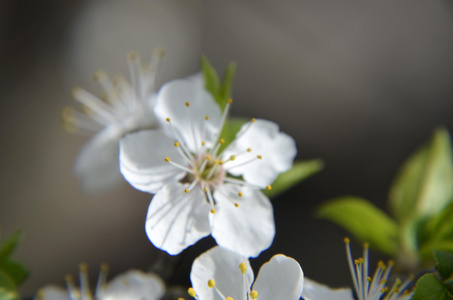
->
264;159;324;198
218;117;248;152
218;62;236;105
434;250;453;280
412;273;453;300
0;231;21;262
201;55;220;104
0;270;19;300
0;259;28;285
316;197;399;255
389;128;453;224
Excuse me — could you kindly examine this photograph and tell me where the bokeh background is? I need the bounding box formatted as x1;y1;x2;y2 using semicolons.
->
1;0;453;297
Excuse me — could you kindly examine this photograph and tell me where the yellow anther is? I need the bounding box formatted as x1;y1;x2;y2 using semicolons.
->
210;208;216;214
201;141;206;146
388;260;395;266
188;287;197;297
213;160;219;164
185;102;190;107
219;139;225;144
227;99;233;104
266;185;272;191
100;263;109;272
205;155;211;161
164;157;171;162
251;118;256;123
219;161;224;165
226;297;233;300
79;263;88;272
166;117;170;122
257;155;263;159
344;237;350;243
127;50;139;62
230;155;236;161
247;148;252;152
395;278;402;285
238;192;243;197
250;290;258;299
203;187;207;192
62;106;75;121
174;142;180;147
205;115;209;120
239;262;247;274
367;277;371;282
380;279;387;285
71;86;83;98
363;242;369;249
184;189;189;194
207;279;215;288
93;70;107;82
178;298;186;300
354;259;360;265
234;203;239;207
65;274;74;283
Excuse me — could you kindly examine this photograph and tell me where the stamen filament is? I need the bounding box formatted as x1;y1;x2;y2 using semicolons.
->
165;158;195;174
224;156;261;171
223;177;262;189
166;119;194;160
95;263;109;297
72;87;117;123
213;99;232;145
233;118;256;140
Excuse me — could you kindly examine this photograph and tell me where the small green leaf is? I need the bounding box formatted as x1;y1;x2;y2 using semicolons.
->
201;55;220;104
0;232;21;262
0;259;28;285
218;62;237;104
412;273;453;300
264;159;324;198
434;250;453;280
0;270;19;300
316;197;399;255
389;128;453;224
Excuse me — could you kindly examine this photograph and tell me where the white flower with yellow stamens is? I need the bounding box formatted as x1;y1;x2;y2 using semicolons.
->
301;239;412;300
186;246;303;300
119;78;297;257
35;263;165;300
63;49;165;195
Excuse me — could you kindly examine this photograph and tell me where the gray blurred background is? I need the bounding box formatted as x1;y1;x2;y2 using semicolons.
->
1;0;453;297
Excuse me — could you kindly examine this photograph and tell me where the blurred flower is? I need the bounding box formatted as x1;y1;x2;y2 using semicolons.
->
63;49;165;195
35;263;165;300
120;78;296;257
302;239;412;300
187;246;303;300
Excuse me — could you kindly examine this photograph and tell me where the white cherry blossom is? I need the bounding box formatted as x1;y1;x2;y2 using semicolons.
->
64;49;164;194
35;264;165;300
120;78;297;257
188;246;304;300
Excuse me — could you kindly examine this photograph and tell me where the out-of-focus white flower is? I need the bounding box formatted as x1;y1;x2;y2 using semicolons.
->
120;78;297;257
302;239;412;300
188;246;303;300
64;49;164;195
35;263;165;300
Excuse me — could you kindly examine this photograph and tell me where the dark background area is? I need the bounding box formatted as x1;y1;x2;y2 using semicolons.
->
1;0;453;297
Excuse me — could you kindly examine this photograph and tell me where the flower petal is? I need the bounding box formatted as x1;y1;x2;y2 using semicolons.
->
252;254;304;300
145;181;211;255
190;246;254;300
35;285;71;300
223;119;297;187
211;184;275;258
154;79;222;152
99;270;165;300
119;130;185;194
301;278;354;300
73;127;124;195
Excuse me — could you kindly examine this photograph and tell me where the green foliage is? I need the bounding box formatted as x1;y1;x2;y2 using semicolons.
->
0;231;28;299
201;55;236;111
264;159;324;198
412;250;453;300
316;197;399;255
389;127;453;224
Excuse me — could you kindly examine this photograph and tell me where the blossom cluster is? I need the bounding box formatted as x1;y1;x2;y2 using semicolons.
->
33;51;414;300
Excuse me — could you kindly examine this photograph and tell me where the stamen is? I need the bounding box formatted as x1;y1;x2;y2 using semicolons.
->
185;101;199;152
239;262;247;274
95;263;109;297
185;179;199;194
164;157;194;174
79;263;90;298
174;141;193;164
223;177;262;189
188;287;198;299
205;186;216;213
234;118;257;140
65;274;80;300
213;99;233;145
224;155;262;171
250;290;258;299
127;51;143;101
72;87;116;123
166;118;194;160
345;238;361;300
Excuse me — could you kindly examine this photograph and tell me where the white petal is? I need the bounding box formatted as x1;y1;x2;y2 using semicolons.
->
119;130;185;194
99;270;165;300
145;181;211;255
190;246;253;300
223;119;297;187
252;254;304;300
211;184;275;258
301;278;354;300
154;79;222;152
35;285;71;300
73;126;124;195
